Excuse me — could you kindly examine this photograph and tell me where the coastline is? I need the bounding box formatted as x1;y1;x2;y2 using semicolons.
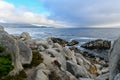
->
0;26;111;80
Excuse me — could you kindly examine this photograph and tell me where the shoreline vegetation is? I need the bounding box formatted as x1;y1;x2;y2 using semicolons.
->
0;26;119;80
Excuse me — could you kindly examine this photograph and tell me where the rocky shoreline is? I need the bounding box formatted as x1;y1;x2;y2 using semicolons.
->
0;26;119;80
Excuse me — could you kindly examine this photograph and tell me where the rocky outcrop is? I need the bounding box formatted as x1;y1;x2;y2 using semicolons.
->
34;70;49;80
51;37;68;46
0;27;23;75
82;49;109;61
66;61;91;78
39;50;77;80
17;40;32;64
32;63;50;80
81;39;111;61
81;39;111;50
63;47;77;63
24;38;53;50
32;38;109;80
20;32;31;41
109;37;120;80
0;27;33;76
0;27;110;80
96;73;109;80
67;40;79;46
45;49;66;70
10;32;31;41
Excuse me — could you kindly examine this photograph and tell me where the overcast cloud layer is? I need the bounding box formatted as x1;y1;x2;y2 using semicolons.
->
0;0;120;27
42;0;120;27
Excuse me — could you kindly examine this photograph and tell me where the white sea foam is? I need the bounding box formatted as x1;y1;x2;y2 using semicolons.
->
70;37;112;42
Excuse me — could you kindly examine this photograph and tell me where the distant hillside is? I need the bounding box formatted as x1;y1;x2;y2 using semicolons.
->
0;23;54;28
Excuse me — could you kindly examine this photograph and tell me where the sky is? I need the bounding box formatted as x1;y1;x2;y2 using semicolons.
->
0;0;120;28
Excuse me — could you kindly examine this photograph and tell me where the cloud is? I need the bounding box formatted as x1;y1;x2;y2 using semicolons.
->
0;0;67;27
41;0;120;27
1;0;120;28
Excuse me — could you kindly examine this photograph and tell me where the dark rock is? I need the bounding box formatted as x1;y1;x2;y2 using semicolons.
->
67;40;79;46
81;39;111;50
114;73;120;80
51;37;68;46
69;47;82;53
82;49;109;61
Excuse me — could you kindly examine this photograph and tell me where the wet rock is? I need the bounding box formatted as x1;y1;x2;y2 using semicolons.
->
82;49;109;61
81;39;111;50
51;37;68;46
67;40;79;46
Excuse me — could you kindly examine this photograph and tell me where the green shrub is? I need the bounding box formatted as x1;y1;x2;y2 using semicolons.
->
0;45;5;52
23;50;43;68
0;54;14;79
2;70;27;80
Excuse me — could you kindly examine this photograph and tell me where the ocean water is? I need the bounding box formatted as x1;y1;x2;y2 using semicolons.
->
5;28;120;44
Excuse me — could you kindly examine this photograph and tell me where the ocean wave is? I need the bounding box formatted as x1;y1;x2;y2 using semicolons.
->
70;37;98;42
70;37;112;42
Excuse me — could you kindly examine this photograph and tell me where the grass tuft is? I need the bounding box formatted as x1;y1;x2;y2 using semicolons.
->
0;54;14;79
0;45;5;53
2;70;27;80
23;50;43;68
